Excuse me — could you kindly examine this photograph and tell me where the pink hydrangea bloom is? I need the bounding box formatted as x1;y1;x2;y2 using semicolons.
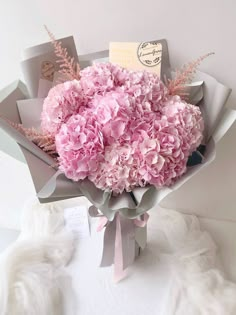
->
88;143;138;194
79;62;116;97
44;63;204;193
41;80;86;136
55;113;104;181
86;96;203;193
90;91;132;145
41;63;168;135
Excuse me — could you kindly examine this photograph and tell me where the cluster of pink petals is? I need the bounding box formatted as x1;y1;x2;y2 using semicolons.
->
45;63;204;194
87;95;203;193
41;63;167;136
55;112;104;181
41;80;85;136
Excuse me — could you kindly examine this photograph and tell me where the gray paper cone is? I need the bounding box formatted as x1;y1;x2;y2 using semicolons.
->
0;46;235;218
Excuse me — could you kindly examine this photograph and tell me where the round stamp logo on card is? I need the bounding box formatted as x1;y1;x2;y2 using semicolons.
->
137;42;162;67
41;61;56;81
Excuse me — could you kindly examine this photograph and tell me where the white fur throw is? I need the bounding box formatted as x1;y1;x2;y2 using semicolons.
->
0;200;75;315
1;200;236;315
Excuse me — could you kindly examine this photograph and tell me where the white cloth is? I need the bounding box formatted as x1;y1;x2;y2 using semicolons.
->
66;206;236;315
156;209;236;315
1;200;236;315
0;200;75;315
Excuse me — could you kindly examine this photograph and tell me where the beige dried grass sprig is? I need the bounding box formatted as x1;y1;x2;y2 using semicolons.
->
167;52;214;97
44;25;80;81
2;116;57;156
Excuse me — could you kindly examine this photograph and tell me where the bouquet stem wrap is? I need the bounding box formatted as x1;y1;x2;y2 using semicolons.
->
89;205;149;282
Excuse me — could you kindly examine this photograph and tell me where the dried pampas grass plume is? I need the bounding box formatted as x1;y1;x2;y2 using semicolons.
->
167;52;214;98
44;25;81;81
0;115;56;156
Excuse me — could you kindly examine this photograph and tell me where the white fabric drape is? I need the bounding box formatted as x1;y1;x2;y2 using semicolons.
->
157;209;236;315
0;201;236;314
0;200;75;315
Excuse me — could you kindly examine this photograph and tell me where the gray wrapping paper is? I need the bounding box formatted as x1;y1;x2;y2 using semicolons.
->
0;40;235;278
0;43;235;221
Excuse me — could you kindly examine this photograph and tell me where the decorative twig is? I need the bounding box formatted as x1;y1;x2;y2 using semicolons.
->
167;52;214;97
44;25;80;81
1;116;57;156
24;128;56;155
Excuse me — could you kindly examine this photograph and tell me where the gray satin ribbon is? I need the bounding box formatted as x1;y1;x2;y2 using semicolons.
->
89;206;147;275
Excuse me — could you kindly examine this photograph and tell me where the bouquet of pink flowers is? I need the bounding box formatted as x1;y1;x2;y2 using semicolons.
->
0;31;235;280
43;63;203;194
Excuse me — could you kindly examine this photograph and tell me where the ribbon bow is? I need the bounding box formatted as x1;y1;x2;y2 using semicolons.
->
89;206;149;282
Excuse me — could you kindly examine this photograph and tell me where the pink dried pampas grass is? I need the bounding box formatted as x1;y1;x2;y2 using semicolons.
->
44;25;81;81
167;52;214;98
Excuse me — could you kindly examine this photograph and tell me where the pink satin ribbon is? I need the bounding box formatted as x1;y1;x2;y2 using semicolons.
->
96;211;149;283
114;213;127;282
134;212;150;228
96;216;108;232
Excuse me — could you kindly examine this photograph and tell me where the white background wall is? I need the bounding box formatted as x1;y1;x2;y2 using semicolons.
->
0;0;236;220
0;0;235;106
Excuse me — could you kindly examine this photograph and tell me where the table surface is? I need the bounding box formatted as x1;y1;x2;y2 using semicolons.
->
0;149;236;315
1;203;236;315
